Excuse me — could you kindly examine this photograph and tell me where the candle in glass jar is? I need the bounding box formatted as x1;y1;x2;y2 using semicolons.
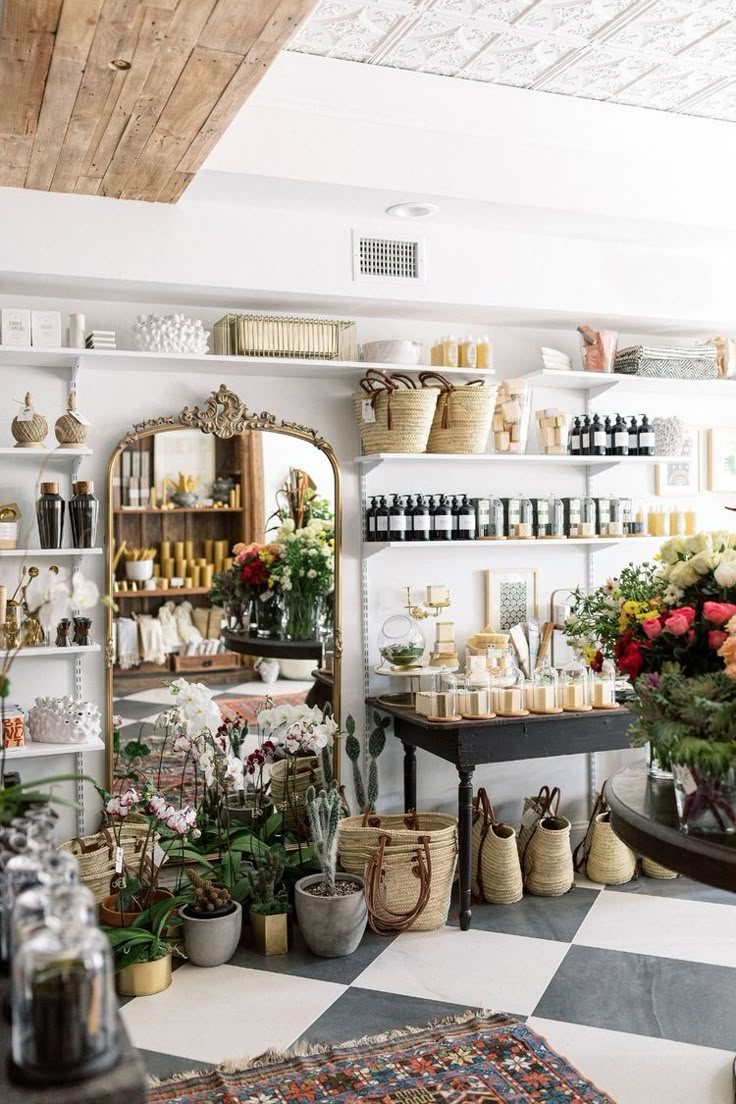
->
592;681;614;707
562;682;585;709
496;687;522;713
465;689;490;715
533;685;556;711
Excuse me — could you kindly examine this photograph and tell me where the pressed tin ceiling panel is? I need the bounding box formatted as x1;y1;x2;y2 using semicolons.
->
288;0;736;121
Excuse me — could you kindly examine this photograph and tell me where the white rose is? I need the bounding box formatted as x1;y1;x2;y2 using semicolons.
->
668;560;699;588
685;533;712;557
715;548;736;588
659;538;687;565
690;549;715;576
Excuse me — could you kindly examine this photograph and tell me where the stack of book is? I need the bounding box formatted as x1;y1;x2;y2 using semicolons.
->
86;330;117;350
113;448;151;508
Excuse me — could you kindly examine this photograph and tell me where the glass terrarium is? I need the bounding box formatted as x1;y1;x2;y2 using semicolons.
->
493;664;527;717
560;660;591;712
12;883;95;954
591;667;617;709
529;662;562;713
378;615;425;669
12;920;120;1085
460;669;494;718
427;670;461;722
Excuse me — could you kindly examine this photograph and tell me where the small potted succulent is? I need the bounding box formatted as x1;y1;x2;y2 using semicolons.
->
249;845;290;956
295;783;367;958
179;870;242;967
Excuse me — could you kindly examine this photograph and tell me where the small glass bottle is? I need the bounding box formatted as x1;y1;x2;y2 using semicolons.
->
412;494;431;542
628;415;639;457
433;495;453;542
638;414;655;457
68;481;98;548
450;495;461;539
604;415;613;452
36;483;65;549
669;501;683;537
569;416;581;456
388;495;408;542
459;336;477;369
477;335;491;370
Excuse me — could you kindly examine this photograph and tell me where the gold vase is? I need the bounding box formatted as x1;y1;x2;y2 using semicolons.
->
116;954;172;997
250;910;288;956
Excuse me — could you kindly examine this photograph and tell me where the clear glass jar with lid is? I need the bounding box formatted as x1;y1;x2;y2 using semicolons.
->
560;659;591;712
529;662;562;714
591;665;617;709
378;615;425;669
493;663;528;717
12;883;95;954
487;496;506;540
461;668;495;719
427;669;461;722
11;918;120;1085
579;496;597;538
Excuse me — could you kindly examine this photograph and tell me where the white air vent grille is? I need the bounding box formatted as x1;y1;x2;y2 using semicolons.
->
357;236;420;280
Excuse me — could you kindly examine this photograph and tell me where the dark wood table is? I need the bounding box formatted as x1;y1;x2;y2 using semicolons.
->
367;697;634;930
607;761;736;893
223;630;323;662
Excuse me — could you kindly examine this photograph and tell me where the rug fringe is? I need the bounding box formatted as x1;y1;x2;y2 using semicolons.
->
146;1008;502;1087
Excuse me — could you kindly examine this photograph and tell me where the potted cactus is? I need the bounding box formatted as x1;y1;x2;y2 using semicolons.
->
178;871;242;967
295;782;367;958
249;845;290;956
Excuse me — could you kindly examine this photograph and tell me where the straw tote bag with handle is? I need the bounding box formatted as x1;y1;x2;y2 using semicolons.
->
270;755;321;833
59;817;153;904
573;791;635;886
353;369;438;455
641;856;679;879
419;372;497;454
517;785;561;858
518;787;574;897
338;811;457;935
472;788;523;905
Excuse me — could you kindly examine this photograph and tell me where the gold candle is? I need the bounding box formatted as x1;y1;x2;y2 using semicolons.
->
191;565;201;588
224;557;233;571
184;540;194;561
205;539;214;562
175;558;187;578
184;576;193;589
174;541;185;561
160;541;171;562
202;565;214;589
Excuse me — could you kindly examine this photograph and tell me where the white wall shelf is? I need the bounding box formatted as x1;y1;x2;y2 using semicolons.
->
363;536;660;556
520;367;736;396
0;345;494;382
0;447;92;459
4;736;105;760
0;547;102;558
10;644;101;659
354;452;687;472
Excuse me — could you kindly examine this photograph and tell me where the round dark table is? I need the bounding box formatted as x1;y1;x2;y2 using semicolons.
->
607;760;736;894
222;630;323;662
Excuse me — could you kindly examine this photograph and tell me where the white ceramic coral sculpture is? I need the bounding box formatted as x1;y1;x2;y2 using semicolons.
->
27;697;101;744
132;313;210;354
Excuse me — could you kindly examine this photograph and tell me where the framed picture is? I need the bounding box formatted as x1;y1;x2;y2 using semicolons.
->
655;430;699;497
708;427;736;493
485;568;539;632
154;429;216;501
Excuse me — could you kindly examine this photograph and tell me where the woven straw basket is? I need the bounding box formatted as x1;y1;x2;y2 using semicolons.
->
59;818;153;903
353;369;438;455
270;755;321;832
472;789;523;905
518;785;560;858
642;856;679;879
339;811;457;934
585;812;636;886
419;372;497;454
522;816;574;897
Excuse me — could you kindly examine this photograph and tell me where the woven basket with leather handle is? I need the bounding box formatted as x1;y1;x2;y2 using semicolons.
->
353;369;438;454
338;811;457;935
573;791;635;886
59;817;154;903
419;372;497;454
471;788;523;905
270;755;321;832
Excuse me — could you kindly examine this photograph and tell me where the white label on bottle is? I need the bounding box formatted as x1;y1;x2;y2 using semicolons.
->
459;516;475;531
377;516;388;532
435;516;452;531
571;434;580;449
115;846;124;873
413;515;430;530
675;764;697;796
390;516;407;531
640;432;655;447
361;400;376;423
614;431;627;446
593;431;605;446
16;406;33;422
629;433;638;445
368;516;375;533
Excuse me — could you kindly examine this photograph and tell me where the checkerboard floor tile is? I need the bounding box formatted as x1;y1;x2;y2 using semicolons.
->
122;876;736;1101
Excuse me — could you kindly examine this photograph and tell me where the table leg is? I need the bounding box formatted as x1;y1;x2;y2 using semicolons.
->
402;741;417;811
458;768;475;931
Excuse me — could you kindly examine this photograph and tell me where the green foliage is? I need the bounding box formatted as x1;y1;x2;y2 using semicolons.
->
248;844;287;909
305;781;341;892
564;561;661;658
345;712;388;813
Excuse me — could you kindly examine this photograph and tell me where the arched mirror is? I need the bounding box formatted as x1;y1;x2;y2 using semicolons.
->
104;385;341;791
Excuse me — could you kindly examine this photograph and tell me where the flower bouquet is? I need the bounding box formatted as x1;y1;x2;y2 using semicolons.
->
269;518;333;640
233;541;283;637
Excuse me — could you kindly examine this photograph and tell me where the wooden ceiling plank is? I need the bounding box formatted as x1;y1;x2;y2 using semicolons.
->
119;44;240;200
0;135;34;186
75;174;102;194
197;0;277;55
25;0;106;192
0;0;62;140
49;0;145;193
176;0;317;177
100;0;218;198
156;169;193;202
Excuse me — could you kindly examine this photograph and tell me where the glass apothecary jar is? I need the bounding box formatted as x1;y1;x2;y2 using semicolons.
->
11;921;120;1085
378;615;425;669
529;663;562;714
591;667;617;709
580;496;597;538
516;496;534;539
560;660;591;712
427;670;461;722
493;664;527;717
487;497;506;540
461;669;495;719
548;495;565;539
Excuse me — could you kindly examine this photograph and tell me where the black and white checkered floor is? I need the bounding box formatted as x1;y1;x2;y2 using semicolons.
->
121;873;736;1103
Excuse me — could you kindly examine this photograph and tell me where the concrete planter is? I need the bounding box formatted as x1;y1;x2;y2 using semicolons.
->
295;874;367;958
179;901;242;967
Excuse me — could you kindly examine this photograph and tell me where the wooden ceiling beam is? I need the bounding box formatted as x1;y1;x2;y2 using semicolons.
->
0;0;320;203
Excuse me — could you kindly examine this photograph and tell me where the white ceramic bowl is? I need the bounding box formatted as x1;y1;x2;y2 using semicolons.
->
361;340;422;366
125;560;154;582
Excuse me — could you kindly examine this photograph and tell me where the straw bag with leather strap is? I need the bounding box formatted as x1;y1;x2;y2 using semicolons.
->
338;810;457;935
59;818;153;904
353;369;438;455
472;788;523;905
419;372;497;454
573;791;635;886
270;755;321;833
518;786;574;898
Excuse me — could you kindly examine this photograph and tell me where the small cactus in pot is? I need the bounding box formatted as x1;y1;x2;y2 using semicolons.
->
179;870;241;968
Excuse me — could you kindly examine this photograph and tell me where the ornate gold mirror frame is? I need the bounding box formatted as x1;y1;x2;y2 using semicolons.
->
104;384;343;790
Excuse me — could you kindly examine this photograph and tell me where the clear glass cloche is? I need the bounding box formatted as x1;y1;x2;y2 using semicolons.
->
529;662;561;713
560;659;591;711
462;668;494;718
378;615;425;669
427;669;460;721
591;666;617;709
493;664;527;716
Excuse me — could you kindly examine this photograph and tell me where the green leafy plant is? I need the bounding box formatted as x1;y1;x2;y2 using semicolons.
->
305;781;341;894
102;895;182;971
249;844;289;915
564;561;661;665
345;712;388;814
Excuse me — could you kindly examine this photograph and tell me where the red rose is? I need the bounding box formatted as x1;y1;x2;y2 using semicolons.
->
709;630;728;650
590;650;604;673
667;606;696;627
618;641;644;679
641;618;663;640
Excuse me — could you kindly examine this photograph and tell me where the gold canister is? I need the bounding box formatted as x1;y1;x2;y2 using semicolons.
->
250;910;288;956
116;954;172;997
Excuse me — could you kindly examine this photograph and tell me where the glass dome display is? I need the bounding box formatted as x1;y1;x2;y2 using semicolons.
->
12;883;95;955
378;615;425;669
529;662;562;714
493;663;527;717
591;666;617;709
487;497;505;540
580;496;596;538
12;919;119;1085
427;670;461;722
560;660;591;712
461;668;494;719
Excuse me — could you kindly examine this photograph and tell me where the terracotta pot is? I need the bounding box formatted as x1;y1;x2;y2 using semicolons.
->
116;954;172;997
99;887;174;928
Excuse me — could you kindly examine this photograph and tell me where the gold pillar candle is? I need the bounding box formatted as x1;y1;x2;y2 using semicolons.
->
190;565;201;588
229;489;236;507
684;509;697;536
196;557;207;567
184;540;194;561
162;558;175;579
592;681;614;707
562;683;585;710
184;577;193;589
205;539;214;562
174;541;185;561
224;557;233;571
201;565;214;588
234;484;241;508
175;558;187;578
160;540;171;561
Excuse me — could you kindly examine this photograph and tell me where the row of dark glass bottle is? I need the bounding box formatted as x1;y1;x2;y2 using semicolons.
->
365;494;642;541
570;413;655;457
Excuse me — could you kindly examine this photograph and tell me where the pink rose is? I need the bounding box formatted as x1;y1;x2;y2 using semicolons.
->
664;613;690;636
709;630;728;649
641;618;663;640
668;606;696;627
704;601;736;625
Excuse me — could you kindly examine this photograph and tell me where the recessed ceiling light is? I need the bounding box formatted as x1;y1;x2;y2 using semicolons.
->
386;202;439;219
109;59;132;70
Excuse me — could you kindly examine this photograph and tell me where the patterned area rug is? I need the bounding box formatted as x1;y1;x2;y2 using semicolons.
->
146;1011;614;1103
